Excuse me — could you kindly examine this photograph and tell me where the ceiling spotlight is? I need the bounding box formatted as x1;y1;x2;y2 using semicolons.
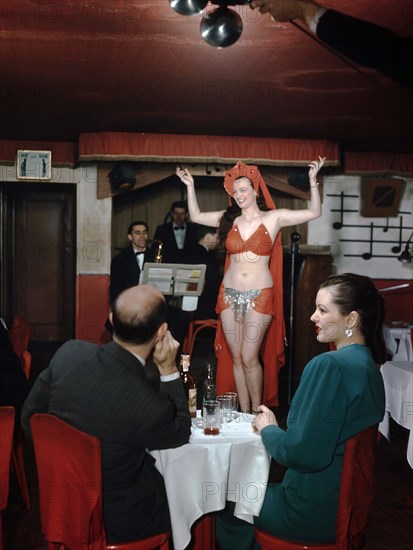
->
201;5;243;48
169;0;208;16
170;1;251;48
397;231;413;263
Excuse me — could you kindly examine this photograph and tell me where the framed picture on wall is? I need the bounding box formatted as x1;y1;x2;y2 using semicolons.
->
16;150;52;180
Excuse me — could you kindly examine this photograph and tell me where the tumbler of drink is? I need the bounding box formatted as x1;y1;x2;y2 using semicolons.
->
223;392;238;420
217;395;233;426
203;400;221;435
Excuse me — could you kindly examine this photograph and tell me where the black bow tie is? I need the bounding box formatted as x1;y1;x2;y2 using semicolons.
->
174;226;184;230
135;251;144;256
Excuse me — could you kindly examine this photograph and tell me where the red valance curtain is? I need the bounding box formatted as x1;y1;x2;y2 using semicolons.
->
344;152;413;176
79;132;340;167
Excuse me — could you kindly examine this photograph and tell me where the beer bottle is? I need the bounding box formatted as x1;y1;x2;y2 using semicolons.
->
179;352;197;418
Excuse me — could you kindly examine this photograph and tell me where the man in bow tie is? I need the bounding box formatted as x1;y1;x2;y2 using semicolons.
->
109;221;155;304
154;200;198;263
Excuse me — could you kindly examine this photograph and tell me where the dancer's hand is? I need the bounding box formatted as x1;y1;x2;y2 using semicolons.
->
176;166;194;187
308;156;325;185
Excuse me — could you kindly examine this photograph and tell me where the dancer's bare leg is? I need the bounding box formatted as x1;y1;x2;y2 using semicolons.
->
220;308;250;412
221;307;272;412
240;308;272;412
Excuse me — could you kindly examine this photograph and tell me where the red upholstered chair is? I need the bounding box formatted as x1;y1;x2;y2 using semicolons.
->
9;349;32;511
30;413;170;550
0;406;16;550
8;315;32;510
255;425;378;550
183;319;218;356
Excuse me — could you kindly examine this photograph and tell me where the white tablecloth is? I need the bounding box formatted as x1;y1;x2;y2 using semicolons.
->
379;360;413;468
150;414;270;550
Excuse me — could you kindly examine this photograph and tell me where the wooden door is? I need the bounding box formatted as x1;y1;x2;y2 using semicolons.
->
1;183;76;341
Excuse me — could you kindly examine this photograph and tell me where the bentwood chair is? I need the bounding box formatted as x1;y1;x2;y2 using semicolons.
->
255;425;378;550
30;413;170;550
0;407;16;550
183;319;218;356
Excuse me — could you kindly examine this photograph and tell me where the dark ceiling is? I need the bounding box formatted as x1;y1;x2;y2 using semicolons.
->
1;0;413;153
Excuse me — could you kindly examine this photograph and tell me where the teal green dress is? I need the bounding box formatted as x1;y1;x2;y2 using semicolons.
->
216;344;385;547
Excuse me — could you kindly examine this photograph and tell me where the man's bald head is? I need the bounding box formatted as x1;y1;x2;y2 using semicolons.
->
112;285;167;345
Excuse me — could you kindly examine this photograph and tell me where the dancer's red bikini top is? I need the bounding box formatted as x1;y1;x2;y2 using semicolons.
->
226;223;273;256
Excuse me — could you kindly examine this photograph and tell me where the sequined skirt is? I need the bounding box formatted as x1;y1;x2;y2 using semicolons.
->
216;285;274;323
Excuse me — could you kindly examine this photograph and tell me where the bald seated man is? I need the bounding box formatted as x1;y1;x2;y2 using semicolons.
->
21;285;191;544
251;1;413;88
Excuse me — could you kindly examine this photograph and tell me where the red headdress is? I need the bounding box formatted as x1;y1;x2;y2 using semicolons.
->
215;161;286;407
223;161;274;209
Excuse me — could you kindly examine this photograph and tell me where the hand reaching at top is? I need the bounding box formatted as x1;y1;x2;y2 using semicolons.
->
250;1;319;23
176;166;194;187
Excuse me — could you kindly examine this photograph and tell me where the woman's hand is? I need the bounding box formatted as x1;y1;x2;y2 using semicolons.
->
308;156;325;185
176;166;194;187
252;404;278;433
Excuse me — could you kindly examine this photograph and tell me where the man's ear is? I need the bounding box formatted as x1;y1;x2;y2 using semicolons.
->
157;322;168;340
109;311;113;325
127;234;132;242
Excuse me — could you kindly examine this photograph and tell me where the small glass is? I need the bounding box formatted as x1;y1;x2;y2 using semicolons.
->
203;400;221;435
223;392;239;420
194;409;204;429
217;394;233;426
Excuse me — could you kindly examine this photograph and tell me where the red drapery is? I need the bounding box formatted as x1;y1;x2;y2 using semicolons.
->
344;151;413;176
78;132;340;166
3;134;412;176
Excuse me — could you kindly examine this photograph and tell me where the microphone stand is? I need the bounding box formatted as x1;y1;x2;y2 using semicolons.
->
288;231;301;405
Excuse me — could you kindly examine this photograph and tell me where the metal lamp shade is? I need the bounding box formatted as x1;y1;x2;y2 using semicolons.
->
200;6;243;48
169;0;208;16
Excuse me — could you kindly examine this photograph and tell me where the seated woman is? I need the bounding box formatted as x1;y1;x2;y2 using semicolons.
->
176;158;324;412
216;273;386;548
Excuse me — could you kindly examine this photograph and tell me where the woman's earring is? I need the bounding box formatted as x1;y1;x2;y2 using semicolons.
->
345;327;353;338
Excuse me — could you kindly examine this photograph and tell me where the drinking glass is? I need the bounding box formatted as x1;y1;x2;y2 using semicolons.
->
217;394;233;426
223;392;238;420
203;400;220;435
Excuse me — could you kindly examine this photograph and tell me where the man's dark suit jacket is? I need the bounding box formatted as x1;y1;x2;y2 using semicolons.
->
109;246;154;303
188;244;221;320
153;222;198;264
21;340;191;543
318;9;413;88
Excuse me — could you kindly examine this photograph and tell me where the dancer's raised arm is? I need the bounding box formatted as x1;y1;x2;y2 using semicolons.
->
268;156;324;228
176;166;225;227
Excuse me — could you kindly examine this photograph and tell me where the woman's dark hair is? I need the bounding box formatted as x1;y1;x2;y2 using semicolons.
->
319;273;386;364
112;294;167;345
218;178;269;242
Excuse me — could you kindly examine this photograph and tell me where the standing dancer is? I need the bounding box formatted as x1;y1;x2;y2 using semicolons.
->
176;157;324;412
